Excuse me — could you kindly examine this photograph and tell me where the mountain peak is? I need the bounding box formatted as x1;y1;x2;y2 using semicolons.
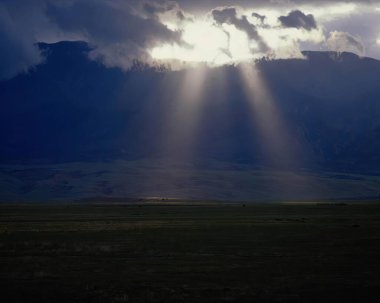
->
301;50;377;63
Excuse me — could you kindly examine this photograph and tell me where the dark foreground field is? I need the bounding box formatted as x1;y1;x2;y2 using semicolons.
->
1;202;380;303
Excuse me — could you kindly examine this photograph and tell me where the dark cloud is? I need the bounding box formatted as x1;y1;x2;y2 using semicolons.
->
211;7;269;52
47;1;180;46
0;0;50;80
252;12;266;24
142;0;186;20
46;0;183;69
0;0;378;79
279;10;317;31
0;0;184;79
143;1;176;15
176;10;186;21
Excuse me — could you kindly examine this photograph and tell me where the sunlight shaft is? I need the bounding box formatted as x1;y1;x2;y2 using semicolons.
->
239;63;298;168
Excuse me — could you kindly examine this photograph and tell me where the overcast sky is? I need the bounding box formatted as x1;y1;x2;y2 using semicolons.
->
1;0;379;80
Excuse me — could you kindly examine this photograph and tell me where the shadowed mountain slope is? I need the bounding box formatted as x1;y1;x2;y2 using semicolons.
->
1;41;379;176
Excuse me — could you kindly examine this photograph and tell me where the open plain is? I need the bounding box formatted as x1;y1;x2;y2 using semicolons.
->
1;202;380;302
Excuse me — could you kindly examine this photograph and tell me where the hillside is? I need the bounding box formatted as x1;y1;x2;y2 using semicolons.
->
1;41;380;200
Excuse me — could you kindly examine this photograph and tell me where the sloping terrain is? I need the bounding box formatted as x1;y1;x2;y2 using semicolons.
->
1;42;380;201
0;160;379;202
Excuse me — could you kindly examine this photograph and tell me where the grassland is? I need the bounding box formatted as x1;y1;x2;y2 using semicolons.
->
1;202;380;302
1;160;380;202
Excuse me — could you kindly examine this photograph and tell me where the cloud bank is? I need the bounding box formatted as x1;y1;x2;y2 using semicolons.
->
0;0;183;79
46;0;183;70
0;0;379;79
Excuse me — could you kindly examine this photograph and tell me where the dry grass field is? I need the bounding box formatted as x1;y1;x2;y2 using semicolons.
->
1;202;380;302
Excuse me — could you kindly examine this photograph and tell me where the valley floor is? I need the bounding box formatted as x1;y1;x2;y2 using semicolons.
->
1;160;380;202
0;202;380;302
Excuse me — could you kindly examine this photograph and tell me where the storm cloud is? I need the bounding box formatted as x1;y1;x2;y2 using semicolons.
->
252;12;266;24
46;0;183;69
0;0;48;80
143;0;187;21
211;7;269;53
0;0;379;79
143;1;176;15
279;10;317;31
0;0;183;80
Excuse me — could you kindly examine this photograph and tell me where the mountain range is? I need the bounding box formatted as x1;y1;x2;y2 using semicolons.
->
0;41;379;201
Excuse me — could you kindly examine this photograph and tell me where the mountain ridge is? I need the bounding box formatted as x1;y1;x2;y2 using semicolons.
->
1;41;379;174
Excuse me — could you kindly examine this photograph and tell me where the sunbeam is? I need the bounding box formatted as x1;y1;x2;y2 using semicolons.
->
137;65;210;199
238;62;319;197
160;65;208;162
238;63;299;169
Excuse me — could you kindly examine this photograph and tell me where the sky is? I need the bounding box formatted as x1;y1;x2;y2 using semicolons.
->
1;0;380;80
